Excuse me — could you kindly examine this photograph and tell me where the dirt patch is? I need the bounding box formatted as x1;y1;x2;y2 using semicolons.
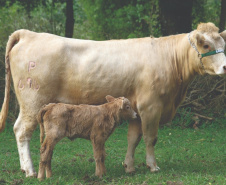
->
166;181;183;185
88;158;95;163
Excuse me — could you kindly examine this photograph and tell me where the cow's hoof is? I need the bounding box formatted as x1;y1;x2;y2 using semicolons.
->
147;165;160;172
151;166;160;172
123;162;135;173
26;172;37;178
20;169;26;173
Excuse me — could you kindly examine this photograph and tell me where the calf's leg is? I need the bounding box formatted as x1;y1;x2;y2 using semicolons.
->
46;149;54;178
38;139;51;180
124;119;142;173
92;139;106;178
38;135;61;180
38;142;47;180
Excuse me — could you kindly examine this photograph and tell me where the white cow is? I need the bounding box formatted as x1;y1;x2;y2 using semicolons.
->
0;22;226;177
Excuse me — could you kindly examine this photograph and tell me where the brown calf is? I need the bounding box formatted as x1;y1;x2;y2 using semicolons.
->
37;95;137;180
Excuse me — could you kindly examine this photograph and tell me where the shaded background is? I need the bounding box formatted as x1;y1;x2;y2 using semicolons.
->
0;0;225;127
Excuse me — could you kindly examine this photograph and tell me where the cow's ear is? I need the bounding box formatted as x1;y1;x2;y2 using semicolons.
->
220;30;226;42
196;32;205;46
106;95;115;102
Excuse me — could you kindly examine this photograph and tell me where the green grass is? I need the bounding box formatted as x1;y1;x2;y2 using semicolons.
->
0;119;225;185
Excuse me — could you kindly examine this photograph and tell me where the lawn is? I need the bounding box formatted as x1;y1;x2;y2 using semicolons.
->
0;118;225;185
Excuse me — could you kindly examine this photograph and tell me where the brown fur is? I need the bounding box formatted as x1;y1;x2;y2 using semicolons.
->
37;96;136;180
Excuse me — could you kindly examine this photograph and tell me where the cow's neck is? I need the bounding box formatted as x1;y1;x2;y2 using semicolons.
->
170;33;199;84
160;34;200;108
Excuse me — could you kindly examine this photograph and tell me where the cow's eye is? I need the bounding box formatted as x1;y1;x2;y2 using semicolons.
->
126;105;130;109
203;45;209;49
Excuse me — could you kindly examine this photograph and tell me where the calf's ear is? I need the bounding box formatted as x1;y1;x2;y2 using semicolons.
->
120;99;125;109
106;95;115;102
220;30;226;42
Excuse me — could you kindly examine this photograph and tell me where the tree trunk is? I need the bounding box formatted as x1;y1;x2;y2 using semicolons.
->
65;0;74;38
219;0;226;32
159;0;193;36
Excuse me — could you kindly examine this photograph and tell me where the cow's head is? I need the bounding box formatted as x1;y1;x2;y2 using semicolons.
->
189;22;226;75
105;95;137;120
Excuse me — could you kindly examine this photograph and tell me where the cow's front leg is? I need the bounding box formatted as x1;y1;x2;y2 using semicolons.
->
13;114;37;177
140;105;161;172
124;119;142;173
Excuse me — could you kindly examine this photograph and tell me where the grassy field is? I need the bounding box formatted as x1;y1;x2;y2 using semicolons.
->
0;118;225;185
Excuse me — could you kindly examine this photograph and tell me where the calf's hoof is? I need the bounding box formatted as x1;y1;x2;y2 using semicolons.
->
37;173;45;181
95;173;104;179
38;177;45;181
46;173;52;178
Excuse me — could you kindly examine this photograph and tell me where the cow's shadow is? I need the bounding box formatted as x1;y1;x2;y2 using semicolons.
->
134;159;224;176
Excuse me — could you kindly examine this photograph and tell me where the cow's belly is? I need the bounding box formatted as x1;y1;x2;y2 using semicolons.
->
56;77;134;105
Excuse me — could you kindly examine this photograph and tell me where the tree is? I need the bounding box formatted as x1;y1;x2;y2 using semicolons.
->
80;0;151;40
219;0;226;32
159;0;193;35
65;0;74;38
0;0;46;16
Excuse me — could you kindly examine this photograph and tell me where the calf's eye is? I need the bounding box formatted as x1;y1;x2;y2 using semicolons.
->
126;105;130;109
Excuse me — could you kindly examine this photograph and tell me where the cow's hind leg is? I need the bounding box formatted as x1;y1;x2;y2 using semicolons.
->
13;113;37;177
124;119;142;173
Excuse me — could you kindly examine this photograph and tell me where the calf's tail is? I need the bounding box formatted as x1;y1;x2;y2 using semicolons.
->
0;30;21;133
37;105;49;144
37;103;56;143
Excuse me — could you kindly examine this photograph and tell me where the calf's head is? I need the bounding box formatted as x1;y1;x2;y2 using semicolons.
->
106;95;137;121
190;22;226;75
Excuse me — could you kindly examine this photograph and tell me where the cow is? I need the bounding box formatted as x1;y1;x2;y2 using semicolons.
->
0;22;226;177
37;95;137;179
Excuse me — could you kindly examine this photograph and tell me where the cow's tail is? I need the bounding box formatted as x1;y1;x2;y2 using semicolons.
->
0;30;21;133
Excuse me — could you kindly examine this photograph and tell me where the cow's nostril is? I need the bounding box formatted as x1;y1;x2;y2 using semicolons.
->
224;66;226;71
